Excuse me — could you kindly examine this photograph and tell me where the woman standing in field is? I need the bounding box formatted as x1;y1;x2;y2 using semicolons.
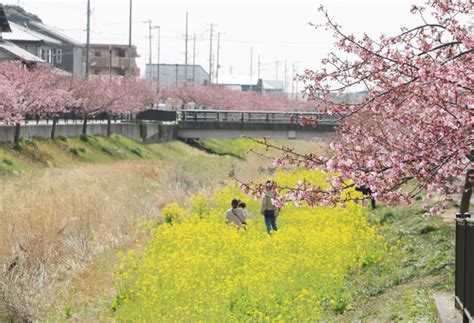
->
260;180;280;234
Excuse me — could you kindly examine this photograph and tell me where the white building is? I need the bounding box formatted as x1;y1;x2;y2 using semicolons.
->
146;63;209;87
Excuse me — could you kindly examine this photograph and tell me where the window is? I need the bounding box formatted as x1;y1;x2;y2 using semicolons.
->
95;51;101;57
116;48;125;57
40;48;53;64
55;49;62;64
94;69;100;75
116;68;125;76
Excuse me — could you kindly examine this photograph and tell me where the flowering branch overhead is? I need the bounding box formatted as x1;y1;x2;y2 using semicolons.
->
245;0;472;216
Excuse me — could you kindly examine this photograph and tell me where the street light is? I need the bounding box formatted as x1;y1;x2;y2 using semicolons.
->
143;20;152;79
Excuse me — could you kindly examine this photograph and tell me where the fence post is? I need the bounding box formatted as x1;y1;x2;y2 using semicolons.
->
455;213;466;310
464;215;473;322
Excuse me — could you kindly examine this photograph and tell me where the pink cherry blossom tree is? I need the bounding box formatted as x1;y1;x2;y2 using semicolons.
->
0;61;71;143
69;76;154;135
243;0;472;216
156;83;315;111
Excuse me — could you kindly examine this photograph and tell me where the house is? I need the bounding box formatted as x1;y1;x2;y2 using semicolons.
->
28;21;84;76
2;21;61;65
145;64;209;86
0;4;44;66
261;80;284;96
217;75;261;92
87;44;140;76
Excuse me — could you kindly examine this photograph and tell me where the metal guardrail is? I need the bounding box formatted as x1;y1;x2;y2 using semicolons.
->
179;110;338;124
455;213;473;322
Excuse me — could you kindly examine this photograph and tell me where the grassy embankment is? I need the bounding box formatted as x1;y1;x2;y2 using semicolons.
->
0;136;455;321
0;135;255;321
0;135;321;321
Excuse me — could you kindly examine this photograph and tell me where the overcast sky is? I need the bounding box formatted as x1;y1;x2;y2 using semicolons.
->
4;0;425;82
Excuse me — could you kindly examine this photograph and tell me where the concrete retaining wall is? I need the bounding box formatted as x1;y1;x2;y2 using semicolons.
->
0;122;178;143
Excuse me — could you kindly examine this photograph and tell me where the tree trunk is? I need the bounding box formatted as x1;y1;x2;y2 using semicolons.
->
107;115;112;136
82;116;88;135
51;116;58;140
14;123;21;144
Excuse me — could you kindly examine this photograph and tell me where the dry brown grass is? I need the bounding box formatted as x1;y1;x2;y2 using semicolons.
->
0;156;233;321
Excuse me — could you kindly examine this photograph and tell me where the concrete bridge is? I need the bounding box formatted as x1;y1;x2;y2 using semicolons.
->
177;110;339;140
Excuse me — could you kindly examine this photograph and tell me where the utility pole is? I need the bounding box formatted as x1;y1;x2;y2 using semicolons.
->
257;55;261;80
208;24;214;84
295;63;299;101
249;46;253;92
216;32;220;84
153;26;160;92
192;33;196;83
128;0;132;76
291;62;295;101
108;45;112;75
284;59;287;94
275;60;279;80
184;11;188;82
85;0;90;78
143;19;152;79
175;63;179;86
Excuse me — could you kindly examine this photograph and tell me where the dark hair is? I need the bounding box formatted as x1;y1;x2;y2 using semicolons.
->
231;199;239;208
238;201;246;209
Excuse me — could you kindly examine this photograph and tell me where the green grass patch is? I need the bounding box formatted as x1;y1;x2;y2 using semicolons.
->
339;203;454;321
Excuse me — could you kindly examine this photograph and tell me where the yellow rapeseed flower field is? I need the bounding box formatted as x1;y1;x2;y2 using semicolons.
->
113;169;389;321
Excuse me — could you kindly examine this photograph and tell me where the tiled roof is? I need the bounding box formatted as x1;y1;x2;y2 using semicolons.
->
29;21;83;46
0;5;12;32
3;21;61;44
0;41;44;62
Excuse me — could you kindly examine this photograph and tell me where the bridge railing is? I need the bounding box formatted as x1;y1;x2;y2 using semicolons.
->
179;110;337;124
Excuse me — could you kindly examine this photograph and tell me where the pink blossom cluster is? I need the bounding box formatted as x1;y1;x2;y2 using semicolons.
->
157;83;314;111
0;62;71;124
0;61;155;124
245;0;473;216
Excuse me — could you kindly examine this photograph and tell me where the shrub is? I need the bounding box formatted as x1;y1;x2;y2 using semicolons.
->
161;203;185;224
130;147;143;157
12;143;22;152
2;158;13;166
69;147;86;155
139;121;148;141
101;147;114;156
57;135;68;142
380;211;396;224
79;134;88;142
24;139;37;147
80;134;97;143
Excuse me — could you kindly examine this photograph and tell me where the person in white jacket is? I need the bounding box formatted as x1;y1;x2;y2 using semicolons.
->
225;199;247;228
